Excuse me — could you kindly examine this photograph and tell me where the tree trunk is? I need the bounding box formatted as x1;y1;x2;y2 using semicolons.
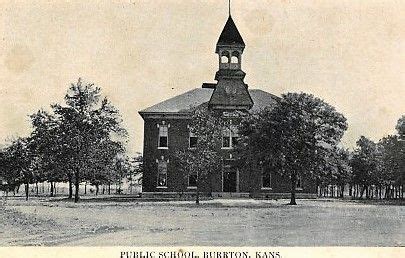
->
96;184;99;196
25;182;29;201
74;170;80;203
108;183;111;195
340;184;344;198
84;182;87;195
35;182;39;197
359;185;366;199
374;186;378;200
195;174;200;205
68;177;73;199
50;181;54;197
195;188;200;205
289;173;297;205
366;186;370;199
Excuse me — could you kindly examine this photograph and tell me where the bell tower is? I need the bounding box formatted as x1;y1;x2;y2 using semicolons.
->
207;6;253;111
215;15;246;81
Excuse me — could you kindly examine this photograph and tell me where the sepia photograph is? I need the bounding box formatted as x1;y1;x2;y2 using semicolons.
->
0;0;404;252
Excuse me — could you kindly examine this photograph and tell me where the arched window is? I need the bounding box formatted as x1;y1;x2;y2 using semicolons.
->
221;51;230;63
231;51;239;63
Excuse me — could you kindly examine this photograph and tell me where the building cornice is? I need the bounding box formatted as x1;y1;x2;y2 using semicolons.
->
139;111;191;120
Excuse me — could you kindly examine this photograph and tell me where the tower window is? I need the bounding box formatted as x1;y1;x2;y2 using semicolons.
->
158;125;168;148
221;55;229;63
231;51;239;63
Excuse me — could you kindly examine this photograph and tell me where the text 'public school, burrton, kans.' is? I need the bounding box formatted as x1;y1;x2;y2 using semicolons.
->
139;13;317;198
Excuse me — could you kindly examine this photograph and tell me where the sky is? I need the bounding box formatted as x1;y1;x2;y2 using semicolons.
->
0;0;404;154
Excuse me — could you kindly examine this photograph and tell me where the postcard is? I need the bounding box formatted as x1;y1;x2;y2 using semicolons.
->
0;1;404;257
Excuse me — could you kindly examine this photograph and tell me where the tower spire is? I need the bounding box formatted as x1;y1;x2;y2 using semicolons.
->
228;0;231;16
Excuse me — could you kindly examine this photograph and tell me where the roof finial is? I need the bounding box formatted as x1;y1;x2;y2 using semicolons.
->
228;0;231;17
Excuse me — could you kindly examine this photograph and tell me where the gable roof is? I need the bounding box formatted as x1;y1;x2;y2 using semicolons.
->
249;89;280;112
139;88;279;116
139;88;214;114
216;16;245;48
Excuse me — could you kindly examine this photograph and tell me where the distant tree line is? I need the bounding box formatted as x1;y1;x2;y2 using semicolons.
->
0;79;142;202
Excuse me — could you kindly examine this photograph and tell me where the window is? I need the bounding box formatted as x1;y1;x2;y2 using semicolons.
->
189;131;197;149
221;55;229;63
157;159;167;187
262;171;271;189
222;124;239;149
231;51;239;64
188;172;197;188
296;175;302;189
158;125;168;148
222;127;231;148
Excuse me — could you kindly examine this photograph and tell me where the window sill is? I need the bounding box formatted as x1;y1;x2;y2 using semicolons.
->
296;187;303;191
187;186;197;189
158;147;169;150
188;147;196;150
221;147;233;150
156;186;168;189
261;187;273;190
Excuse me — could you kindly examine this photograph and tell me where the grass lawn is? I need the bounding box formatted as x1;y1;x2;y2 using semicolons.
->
0;197;404;246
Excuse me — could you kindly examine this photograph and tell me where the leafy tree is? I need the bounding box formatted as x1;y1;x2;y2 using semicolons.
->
87;140;123;195
173;103;224;204
1;137;33;200
240;92;347;204
350;136;380;198
129;153;143;194
0;143;20;196
396;115;405;138
377;135;402;198
112;152;133;194
395;116;405;198
317;147;352;197
30;110;68;197
49;78;127;202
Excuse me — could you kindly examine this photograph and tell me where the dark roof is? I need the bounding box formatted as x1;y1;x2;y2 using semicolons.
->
216;16;245;47
208;79;253;109
139;88;214;114
139;88;279;115
249;89;280;112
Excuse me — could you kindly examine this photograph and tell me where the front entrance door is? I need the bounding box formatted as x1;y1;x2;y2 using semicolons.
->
223;167;237;192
